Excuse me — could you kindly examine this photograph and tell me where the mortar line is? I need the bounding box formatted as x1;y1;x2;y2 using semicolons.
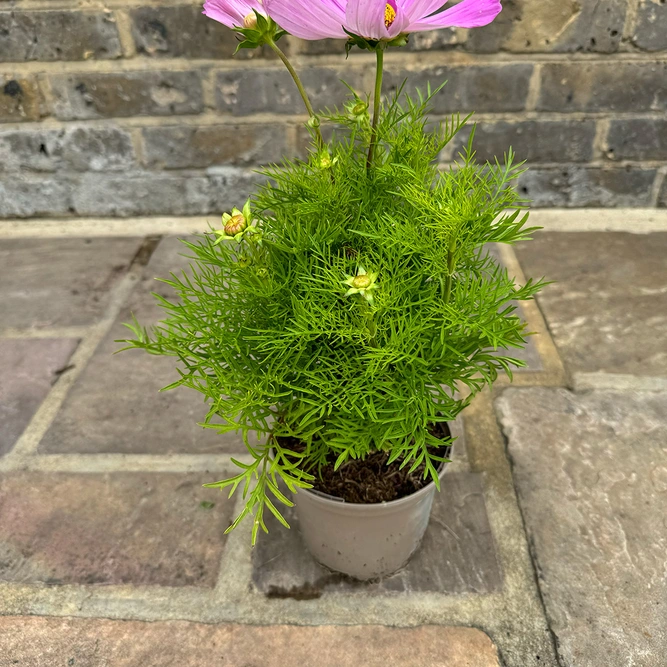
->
1;110;666;133
3;50;667;75
486;387;565;667
463;390;560;665
524;63;541;112
592;118;611;162
114;8;137;59
0;326;92;339
0;453;254;474
572;372;667;393
2;237;159;463
496;244;568;387
650;167;667;208
3;209;667;240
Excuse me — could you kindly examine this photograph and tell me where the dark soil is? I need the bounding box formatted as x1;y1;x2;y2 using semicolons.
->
277;422;451;504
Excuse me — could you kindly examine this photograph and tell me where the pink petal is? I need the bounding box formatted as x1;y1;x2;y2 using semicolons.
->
399;0;447;23
408;0;502;29
203;0;263;28
346;0;409;40
264;0;347;39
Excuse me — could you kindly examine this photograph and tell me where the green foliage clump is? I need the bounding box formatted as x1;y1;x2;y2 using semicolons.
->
120;88;543;543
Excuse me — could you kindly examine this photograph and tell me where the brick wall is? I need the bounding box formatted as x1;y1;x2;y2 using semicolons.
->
0;0;666;219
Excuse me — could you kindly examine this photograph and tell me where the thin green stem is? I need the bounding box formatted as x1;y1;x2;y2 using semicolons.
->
367;46;385;170
443;240;456;304
267;39;324;150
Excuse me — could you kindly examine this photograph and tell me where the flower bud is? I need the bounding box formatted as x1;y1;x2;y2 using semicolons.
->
353;101;367;116
243;12;257;29
352;274;372;289
224;213;247;237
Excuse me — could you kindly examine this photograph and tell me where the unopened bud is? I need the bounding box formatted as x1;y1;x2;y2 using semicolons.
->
307;115;321;129
243;12;257;29
352;274;372;289
224;213;247;236
352;101;367;116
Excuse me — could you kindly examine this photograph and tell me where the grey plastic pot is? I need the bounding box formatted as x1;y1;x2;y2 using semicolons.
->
293;457;448;580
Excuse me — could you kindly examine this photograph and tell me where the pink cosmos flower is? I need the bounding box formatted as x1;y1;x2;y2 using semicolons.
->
263;0;502;41
203;0;265;29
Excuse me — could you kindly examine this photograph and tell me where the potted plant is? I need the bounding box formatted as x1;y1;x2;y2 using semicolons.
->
120;0;543;580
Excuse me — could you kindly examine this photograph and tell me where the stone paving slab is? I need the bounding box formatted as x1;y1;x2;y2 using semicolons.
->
0;338;78;457
496;387;667;667
39;237;247;455
0;238;143;331
0;617;501;667
253;471;502;597
514;232;667;376
0;472;233;587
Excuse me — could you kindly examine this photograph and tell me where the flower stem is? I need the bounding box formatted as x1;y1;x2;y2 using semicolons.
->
267;39;324;150
367;46;385;170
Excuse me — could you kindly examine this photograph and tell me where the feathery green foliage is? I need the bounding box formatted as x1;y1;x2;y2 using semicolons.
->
119;86;544;544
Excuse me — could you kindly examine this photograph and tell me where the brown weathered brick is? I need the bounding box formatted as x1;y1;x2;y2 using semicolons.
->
384;64;533;113
631;0;667;52
0;75;43;122
0;618;502;667
49;70;203;120
518;167;658;208
451;120;596;164
0;126;136;172
605;119;667;162
0;339;79;456
0;10;122;62
538;62;667;112
141;124;289;169
215;66;365;116
467;0;626;53
0;471;234;586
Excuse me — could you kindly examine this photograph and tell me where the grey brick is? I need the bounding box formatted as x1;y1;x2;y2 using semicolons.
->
605;119;667;162
142;124;289;169
71;168;264;217
451;120;596;164
130;5;276;59
215;67;365;116
50;71;203;120
0;175;74;218
631;0;667;52
518;167;658;208
0;75;44;122
467;0;626;54
538;62;667;112
0;10;121;62
385;65;533;114
0;126;135;172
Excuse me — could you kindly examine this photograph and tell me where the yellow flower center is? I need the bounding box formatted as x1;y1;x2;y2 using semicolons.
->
384;3;396;29
353;275;372;289
224;214;247;236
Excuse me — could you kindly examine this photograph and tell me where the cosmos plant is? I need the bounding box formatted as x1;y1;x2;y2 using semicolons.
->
122;0;544;543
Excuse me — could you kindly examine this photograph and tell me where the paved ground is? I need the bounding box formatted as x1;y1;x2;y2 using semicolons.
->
0;218;665;667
